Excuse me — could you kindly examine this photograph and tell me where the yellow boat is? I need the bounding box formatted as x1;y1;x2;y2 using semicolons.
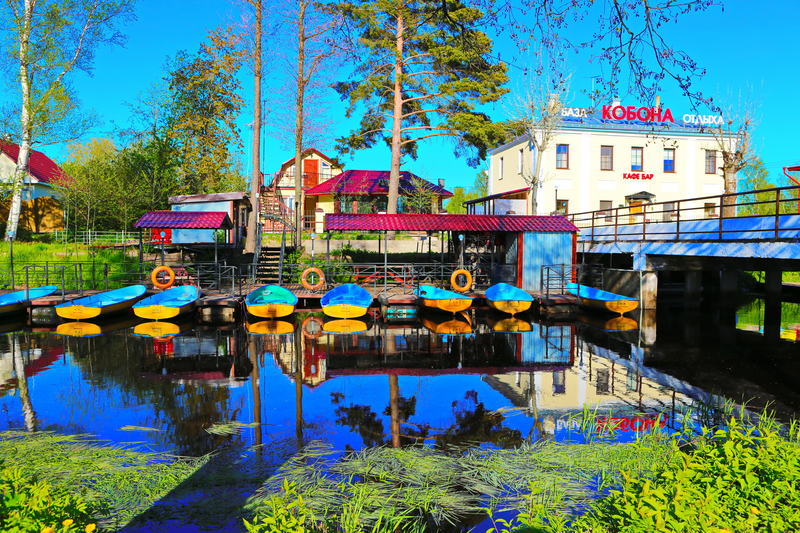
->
133;286;199;320
246;320;295;335
323;319;368;334
134;320;195;337
55;285;147;320
420;312;473;335
485;283;534;316
321;284;373;319
245;285;297;319
566;283;639;315
415;285;473;314
578;314;639;332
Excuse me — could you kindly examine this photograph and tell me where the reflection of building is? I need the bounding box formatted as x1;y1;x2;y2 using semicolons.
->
0;142;65;232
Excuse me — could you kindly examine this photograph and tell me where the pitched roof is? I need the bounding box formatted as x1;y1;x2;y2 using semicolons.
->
169;192;250;207
305;170;453;198
463;187;529;206
0;142;65;185
279;148;339;171
325;214;578;232
134;211;234;229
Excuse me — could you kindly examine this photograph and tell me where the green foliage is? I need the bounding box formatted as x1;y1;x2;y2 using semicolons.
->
400;176;437;214
244;480;316;533
334;0;508;168
738;158;800;216
446;171;488;213
571;416;800;533
0;465;98;533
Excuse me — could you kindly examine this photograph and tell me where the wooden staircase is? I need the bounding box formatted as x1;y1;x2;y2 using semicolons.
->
259;173;295;233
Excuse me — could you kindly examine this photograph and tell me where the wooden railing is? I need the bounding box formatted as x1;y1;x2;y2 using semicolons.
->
567;186;800;242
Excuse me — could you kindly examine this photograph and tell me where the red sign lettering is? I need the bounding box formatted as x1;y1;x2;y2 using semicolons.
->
623;173;654;180
596;414;666;432
601;104;675;123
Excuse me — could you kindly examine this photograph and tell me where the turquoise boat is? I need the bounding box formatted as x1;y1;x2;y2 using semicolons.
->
566;283;639;315
485;283;533;316
245;285;298;319
321;284;373;318
0;285;58;316
133;286;200;320
415;285;472;314
55;285;147;320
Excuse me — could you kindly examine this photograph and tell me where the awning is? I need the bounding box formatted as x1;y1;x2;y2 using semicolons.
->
134;211;234;229
325;213;578;232
463;187;529;206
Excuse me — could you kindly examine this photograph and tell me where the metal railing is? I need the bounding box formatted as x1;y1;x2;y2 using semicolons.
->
52;230;139;246
568;185;800;243
540;263;603;298
263;170;336;190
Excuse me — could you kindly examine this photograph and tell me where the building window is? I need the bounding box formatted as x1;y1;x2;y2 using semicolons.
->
518;148;524;173
556;199;568;215
631;147;643;171
704;202;717;218
596;369;610;395
556;144;569;169
662;202;676;222
663;148;675;172
552;371;566;394
499;157;504;180
599;200;613;222
705;150;716;174
601;146;613;170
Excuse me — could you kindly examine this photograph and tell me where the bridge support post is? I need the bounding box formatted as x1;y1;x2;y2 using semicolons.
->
720;270;739;308
764;270;783;343
684;271;702;309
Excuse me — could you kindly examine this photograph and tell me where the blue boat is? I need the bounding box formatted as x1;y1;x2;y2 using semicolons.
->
0;285;58;316
55;285;147;320
566;283;639;315
245;285;298;319
321;284;373;318
415;284;473;314
133;285;200;320
485;283;534;316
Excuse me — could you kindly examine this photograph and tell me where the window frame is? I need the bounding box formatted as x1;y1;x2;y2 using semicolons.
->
705;150;717;174
498;157;504;180
663;148;676;173
556;144;569;169
599;200;613;222
556;199;569;215
518;148;524;174
631;147;643;172
600;146;614;171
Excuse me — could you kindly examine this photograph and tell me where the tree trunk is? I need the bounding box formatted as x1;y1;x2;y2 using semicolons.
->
244;0;262;255
6;0;34;242
387;9;404;221
294;1;308;247
722;166;737;218
529;144;545;216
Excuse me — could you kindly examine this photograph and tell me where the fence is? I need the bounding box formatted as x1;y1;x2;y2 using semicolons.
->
567;185;800;242
52;230;139;246
540;263;603;298
0;260;258;298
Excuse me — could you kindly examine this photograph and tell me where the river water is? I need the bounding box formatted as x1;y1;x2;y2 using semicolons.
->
2;297;799;457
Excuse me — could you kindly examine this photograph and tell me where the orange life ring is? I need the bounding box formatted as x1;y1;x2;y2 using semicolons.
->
451;269;473;292
152;266;176;289
301;316;323;339
301;267;325;291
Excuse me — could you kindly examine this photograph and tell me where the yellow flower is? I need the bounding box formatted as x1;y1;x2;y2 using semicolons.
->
85;525;96;533
41;528;55;533
751;507;760;515
719;529;732;533
63;519;74;526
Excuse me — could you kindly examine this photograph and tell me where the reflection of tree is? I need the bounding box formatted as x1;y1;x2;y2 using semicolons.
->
332;388;521;450
11;334;38;432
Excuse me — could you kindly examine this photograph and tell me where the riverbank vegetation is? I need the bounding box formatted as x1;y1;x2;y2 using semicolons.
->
3;407;799;532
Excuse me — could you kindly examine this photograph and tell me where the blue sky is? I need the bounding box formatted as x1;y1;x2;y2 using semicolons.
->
53;0;800;192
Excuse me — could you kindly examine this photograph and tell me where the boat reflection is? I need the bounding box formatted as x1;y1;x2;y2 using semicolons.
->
419;311;472;335
56;316;141;338
246;319;295;335
134;319;195;338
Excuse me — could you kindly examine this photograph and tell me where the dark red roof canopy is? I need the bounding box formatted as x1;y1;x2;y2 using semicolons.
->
134;211;234;229
305;170;452;198
325;214;578;232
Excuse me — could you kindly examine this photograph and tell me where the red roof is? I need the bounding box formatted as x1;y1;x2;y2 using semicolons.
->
325;214;578;232
134;211;234;229
0;142;65;184
305;170;453;198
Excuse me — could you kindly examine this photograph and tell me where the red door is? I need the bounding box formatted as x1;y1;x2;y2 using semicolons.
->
304;159;319;188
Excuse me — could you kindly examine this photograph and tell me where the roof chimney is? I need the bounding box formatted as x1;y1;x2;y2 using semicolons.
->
438;178;445;188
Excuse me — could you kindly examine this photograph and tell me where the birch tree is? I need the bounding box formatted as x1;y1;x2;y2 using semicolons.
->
0;0;135;241
504;59;571;215
335;0;508;216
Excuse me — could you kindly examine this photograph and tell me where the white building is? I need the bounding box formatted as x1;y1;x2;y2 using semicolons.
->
486;102;730;219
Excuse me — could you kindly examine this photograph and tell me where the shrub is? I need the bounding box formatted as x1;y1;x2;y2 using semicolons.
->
0;466;99;533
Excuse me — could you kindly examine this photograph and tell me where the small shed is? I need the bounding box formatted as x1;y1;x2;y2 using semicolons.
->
324;213;578;290
134;211;234;263
168;192;251;247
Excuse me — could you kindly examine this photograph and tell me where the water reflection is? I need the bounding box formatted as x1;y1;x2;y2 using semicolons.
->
0;297;798;456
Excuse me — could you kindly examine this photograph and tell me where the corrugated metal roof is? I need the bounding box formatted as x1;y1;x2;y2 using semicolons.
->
168;192;250;206
134;211;234;229
325;214;578;232
305;170;453;198
0;142;65;185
